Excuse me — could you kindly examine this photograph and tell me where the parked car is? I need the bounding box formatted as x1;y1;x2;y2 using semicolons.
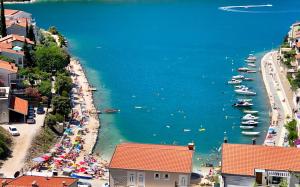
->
77;181;92;187
28;112;36;117
27;119;36;124
27;115;35;119
28;105;34;110
8;126;20;136
37;106;45;114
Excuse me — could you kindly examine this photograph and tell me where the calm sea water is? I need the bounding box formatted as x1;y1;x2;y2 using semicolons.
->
8;0;300;166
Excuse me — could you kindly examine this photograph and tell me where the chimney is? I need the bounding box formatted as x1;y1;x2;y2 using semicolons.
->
32;181;38;187
2;179;8;187
252;138;256;145
188;142;195;151
62;181;67;187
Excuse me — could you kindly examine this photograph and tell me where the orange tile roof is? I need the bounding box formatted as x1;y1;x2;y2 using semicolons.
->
4;9;20;16
1;176;78;187
0;47;24;55
109;143;193;173
296;54;300;60
0;60;18;73
222;143;300;176
0;34;34;45
9;96;28;115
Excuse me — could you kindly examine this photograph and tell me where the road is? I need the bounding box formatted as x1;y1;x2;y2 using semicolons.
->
0;108;46;178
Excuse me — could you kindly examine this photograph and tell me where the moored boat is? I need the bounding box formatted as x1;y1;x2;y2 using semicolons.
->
241;120;259;125
228;79;242;84
244;77;254;81
234;88;256;95
245;54;257;63
238;98;252;102
233;101;253;107
103;109;120;114
243;110;259;114
242;114;259;120
235;85;248;89
232;75;244;79
238;67;250;72
242;131;260;136
247;63;256;67
246;70;257;73
240;126;255;129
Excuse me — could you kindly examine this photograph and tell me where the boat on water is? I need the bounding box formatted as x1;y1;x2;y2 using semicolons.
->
184;129;191;132
243;110;259;114
242;131;260;136
242;114;259;120
245;54;257;63
247;63;256;67
246;70;257;73
240;126;255;129
243;77;254;81
241;120;259;125
232;75;244;79
228;79;242;84
102;109;120;114
233;101;253;107
238;98;252;102
238;67;250;72
235;85;248;89
234;88;256;95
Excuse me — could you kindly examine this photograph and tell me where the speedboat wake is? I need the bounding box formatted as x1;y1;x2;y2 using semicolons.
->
219;4;273;13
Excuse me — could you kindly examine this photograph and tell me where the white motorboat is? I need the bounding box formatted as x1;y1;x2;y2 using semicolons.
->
242;131;260;136
234;88;256;95
238;67;250;72
241;120;259;125
235;85;248;89
242;114;259;120
228;79;242;84
244;77;254;81
245;54;257;63
232;75;244;79
247;63;256;67
247;70;257;73
243;110;259;114
240;126;255;129
233;101;253;107
238;98;252;102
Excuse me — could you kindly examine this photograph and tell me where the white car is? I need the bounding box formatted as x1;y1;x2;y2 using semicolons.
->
8;126;20;136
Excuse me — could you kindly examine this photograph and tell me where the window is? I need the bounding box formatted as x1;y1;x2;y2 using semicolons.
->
154;173;160;180
129;174;135;183
164;174;170;180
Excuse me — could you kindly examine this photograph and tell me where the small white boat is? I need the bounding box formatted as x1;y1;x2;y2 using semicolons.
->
235;85;248;89
245;54;257;62
247;70;257;73
241;120;259;125
243;110;259;114
232;75;244;79
243;77;254;81
238;98;252;102
242;114;259;120
228;79;242;84
247;63;256;67
238;67;250;72
242;131;260;136
233;101;253;107
235;88;256;95
183;129;191;132
240;126;255;129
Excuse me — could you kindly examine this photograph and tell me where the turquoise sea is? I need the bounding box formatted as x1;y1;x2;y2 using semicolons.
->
8;0;300;166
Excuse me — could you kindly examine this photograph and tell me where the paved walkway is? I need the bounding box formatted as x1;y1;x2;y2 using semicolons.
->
261;51;292;147
0;109;46;178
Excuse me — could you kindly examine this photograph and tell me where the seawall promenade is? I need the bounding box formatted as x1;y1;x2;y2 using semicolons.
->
261;51;292;146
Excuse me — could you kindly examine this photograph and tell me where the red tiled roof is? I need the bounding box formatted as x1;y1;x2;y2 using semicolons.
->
109;143;193;173
6;18;30;28
0;34;34;45
4;9;20;16
0;47;24;55
1;176;78;187
222;143;300;176
9;96;28;115
0;60;18;73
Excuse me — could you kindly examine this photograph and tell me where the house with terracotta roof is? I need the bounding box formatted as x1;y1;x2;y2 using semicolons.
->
0;47;25;68
4;9;32;21
6;17;32;37
0;175;78;187
221;143;300;187
0;59;18;87
109;142;194;187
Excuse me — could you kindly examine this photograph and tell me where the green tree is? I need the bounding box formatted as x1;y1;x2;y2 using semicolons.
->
55;73;72;95
27;25;35;43
0;55;15;63
34;43;69;73
48;26;59;35
25;87;41;99
0;0;6;37
52;95;71;116
38;80;51;97
24;40;34;67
